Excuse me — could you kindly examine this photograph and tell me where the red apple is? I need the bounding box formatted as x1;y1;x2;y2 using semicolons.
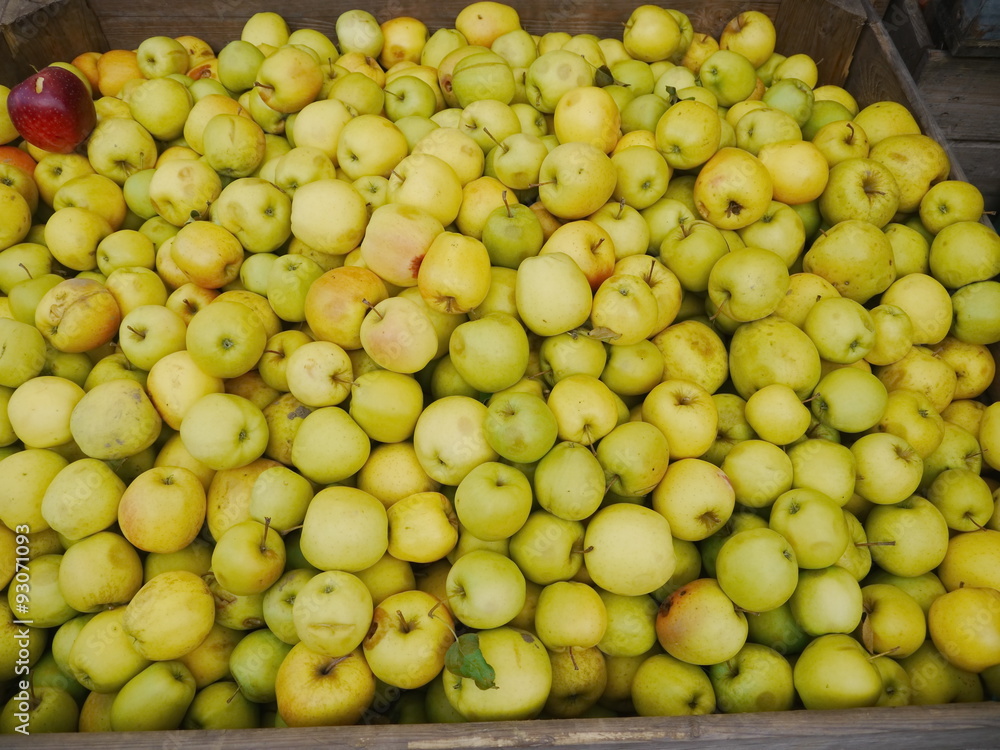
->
7;66;97;154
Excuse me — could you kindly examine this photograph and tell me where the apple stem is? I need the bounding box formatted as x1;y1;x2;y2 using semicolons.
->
396;609;411;633
855;540;896;547
279;524;303;536
226;684;241;704
127;325;146;340
482;127;506;152
427;602;459;642
321;655;350;675
17;263;33;280
966;513;987;531
617;197;626;220
385;88;402;100
260;517;272;552
501;190;512;219
568;646;579;671
529;181;554;188
362;298;383;319
605;474;619;494
390;169;403;181
582;545;595;554
867;646;900;661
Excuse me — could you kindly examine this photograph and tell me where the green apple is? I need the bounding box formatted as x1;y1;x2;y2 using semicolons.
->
596;421;669;498
584;503;674;597
386;491;458;563
453;461;532;542
928;585;1000;672
789;565;864;636
698;49;757;107
509;511;585;585
86;118;157;186
652;458;734;542
179;392;267;472
211;519;285;596
68;606;150;693
745;600;811;656
769;488;850;569
347;369;424;445
57;531;141;612
218;39;266;92
858;583;926;658
292;569;372;657
919;180;986;234
254;44;323;113
708;246;789;322
804;219;896;303
481;196;545;269
412;395;497;486
819;157;900;228
898;639;984;705
443;626;551;721
0;685;79;734
123;570;215;660
524;49;593;113
363;589;455;689
533;440;605;522
535;581;608;650
631;651;715;716
715;527;798;613
537;142;616;221
708;642;795;713
793;633;882;710
804;297;876;365
299;486;387;572
446;549;525;629
69;378;161;461
863;495;950;577
642;378;718;460
811;366;888;433
127;77;193;143
852;432;923;506
182;680;260;729
872;649;913;706
111;660;196;731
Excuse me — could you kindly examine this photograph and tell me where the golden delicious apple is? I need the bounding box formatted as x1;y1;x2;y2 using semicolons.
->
693;147;772;230
123;570;215;660
585;503;674;596
275;643;375;727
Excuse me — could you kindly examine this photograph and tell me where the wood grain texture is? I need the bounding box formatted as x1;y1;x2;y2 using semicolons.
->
0;0;107;85
883;0;935;75
3;702;1000;749
773;0;866;86
917;49;1000;142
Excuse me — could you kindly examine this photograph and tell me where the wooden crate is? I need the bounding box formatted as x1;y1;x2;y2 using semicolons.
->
1;1;998;747
930;0;1000;56
883;0;1000;222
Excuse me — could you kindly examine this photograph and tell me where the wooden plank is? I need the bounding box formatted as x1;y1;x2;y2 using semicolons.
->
3;702;1000;749
0;0;107;86
951;141;1000;215
773;0;867;86
883;0;935;75
916;49;1000;143
933;0;1000;57
82;0;779;54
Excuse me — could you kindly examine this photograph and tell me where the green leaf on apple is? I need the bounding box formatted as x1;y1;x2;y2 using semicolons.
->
445;633;497;690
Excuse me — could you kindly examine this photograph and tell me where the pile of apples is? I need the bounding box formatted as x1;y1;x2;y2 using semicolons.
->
2;0;1000;734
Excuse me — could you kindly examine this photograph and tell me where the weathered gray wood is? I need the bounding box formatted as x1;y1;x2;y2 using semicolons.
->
933;0;1000;57
883;0;935;76
3;702;1000;749
0;0;106;86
